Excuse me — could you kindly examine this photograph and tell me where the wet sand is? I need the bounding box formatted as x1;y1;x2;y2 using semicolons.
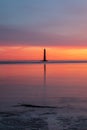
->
0;104;87;130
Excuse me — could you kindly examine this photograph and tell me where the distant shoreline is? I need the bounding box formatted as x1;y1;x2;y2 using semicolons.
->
1;60;87;64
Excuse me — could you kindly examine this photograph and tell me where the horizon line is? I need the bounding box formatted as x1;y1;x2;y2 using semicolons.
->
1;60;87;64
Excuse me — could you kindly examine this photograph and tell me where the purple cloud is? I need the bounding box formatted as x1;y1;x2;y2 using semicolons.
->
0;25;87;47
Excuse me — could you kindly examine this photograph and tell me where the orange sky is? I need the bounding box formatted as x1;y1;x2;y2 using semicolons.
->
1;1;87;61
0;46;87;61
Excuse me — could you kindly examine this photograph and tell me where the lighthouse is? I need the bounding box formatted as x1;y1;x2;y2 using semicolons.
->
43;48;47;61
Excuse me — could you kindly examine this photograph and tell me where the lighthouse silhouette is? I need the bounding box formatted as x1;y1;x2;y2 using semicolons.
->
43;48;47;61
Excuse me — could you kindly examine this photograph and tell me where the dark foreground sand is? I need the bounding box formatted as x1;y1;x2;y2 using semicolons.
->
0;105;87;130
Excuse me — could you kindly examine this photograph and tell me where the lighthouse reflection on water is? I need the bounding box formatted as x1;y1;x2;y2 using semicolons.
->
43;48;47;105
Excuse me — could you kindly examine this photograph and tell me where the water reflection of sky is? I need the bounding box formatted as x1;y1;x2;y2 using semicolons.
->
0;63;87;110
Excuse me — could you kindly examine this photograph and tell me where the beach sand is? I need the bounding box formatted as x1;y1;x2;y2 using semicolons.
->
0;104;87;130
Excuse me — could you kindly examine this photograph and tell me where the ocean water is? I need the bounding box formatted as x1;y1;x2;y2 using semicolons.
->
1;63;87;129
0;63;87;110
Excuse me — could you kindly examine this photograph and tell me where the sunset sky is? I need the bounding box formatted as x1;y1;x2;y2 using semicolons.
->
1;0;87;60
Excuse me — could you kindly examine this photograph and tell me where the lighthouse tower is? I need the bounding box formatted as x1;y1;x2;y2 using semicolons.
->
43;48;47;61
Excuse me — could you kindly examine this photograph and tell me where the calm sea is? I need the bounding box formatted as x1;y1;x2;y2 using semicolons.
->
0;63;87;111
